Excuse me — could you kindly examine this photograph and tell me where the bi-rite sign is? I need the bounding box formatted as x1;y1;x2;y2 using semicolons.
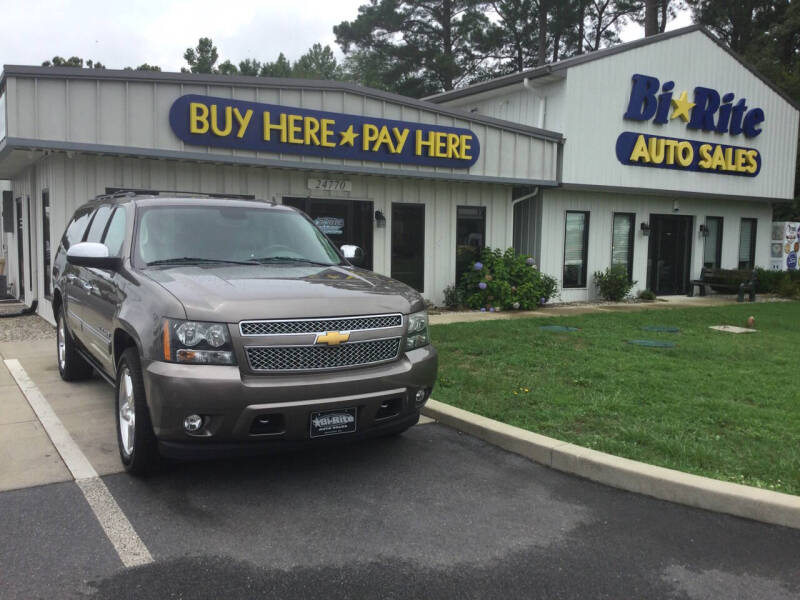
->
615;74;764;177
169;95;480;169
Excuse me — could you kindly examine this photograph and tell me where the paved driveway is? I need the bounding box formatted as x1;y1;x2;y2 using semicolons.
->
1;339;799;599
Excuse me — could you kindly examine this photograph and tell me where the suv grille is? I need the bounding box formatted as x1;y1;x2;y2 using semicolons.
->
246;338;401;372
240;314;402;336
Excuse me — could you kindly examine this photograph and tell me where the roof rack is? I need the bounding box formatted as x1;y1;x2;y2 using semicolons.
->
92;189;269;203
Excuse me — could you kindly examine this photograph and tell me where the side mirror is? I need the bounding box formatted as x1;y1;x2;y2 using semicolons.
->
67;242;121;270
340;244;366;267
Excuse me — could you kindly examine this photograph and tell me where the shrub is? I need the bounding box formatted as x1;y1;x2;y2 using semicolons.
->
637;288;657;301
775;274;800;299
455;247;557;311
593;265;636;301
754;268;800;295
442;284;465;309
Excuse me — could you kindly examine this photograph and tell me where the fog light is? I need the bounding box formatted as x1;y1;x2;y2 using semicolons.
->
415;388;428;407
183;414;204;433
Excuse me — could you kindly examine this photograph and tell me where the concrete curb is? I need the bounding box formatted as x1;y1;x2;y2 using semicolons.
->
422;399;800;530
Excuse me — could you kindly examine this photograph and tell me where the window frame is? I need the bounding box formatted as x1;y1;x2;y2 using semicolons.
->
455;205;487;284
610;212;635;282
703;216;723;269
738;217;757;270
101;206;128;257
563;210;590;289
85;204;114;244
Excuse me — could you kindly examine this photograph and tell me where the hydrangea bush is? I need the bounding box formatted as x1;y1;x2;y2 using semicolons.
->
456;247;557;310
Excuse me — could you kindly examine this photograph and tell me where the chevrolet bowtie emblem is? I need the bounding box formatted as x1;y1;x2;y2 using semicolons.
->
315;331;350;346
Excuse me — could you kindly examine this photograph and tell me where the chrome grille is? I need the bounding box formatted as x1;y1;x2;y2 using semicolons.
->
240;314;402;336
246;338;401;372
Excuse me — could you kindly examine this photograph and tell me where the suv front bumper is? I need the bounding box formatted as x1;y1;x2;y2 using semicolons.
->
142;345;437;457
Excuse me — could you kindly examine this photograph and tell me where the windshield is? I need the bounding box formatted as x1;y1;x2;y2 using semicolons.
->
135;205;343;267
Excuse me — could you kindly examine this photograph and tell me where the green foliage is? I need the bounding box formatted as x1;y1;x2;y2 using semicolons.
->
593;265;636;301
455;247;557;310
183;37;219;74
42;56;105;69
293;43;343;80
260;53;294;78
443;284;466;309
637;288;657;301
755;268;800;298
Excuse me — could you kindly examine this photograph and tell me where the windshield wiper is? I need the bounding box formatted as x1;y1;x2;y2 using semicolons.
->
145;257;257;266
251;256;337;267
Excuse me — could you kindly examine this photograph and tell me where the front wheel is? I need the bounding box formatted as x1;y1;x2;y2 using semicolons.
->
56;306;93;381
115;348;159;475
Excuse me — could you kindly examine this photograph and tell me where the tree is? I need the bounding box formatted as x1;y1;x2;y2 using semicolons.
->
685;0;784;55
238;59;263;76
42;56;105;68
335;0;491;96
260;53;294;78
183;37;219;73
476;0;541;74
217;59;238;75
294;43;343;80
131;63;161;71
582;0;640;52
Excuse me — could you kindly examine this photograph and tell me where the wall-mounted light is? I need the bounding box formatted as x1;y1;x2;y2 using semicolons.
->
640;222;651;236
375;210;386;228
699;224;709;237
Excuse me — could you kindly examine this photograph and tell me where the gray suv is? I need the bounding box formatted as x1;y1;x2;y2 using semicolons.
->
52;193;437;474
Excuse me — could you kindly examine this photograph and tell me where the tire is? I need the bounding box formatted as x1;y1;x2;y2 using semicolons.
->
56;305;94;381
115;347;159;475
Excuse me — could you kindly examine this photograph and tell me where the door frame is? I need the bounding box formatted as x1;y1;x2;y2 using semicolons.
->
646;213;694;295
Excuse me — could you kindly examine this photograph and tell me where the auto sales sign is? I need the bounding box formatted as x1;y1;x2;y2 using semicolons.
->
615;74;764;177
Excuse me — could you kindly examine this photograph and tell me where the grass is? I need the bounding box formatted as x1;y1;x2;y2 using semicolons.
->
430;301;800;495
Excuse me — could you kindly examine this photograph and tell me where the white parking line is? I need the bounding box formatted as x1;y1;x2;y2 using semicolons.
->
4;359;153;568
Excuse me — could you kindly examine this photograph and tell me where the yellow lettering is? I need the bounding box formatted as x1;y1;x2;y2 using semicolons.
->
629;134;650;163
459;134;472;160
393;128;410;154
189;102;209;134
675;141;693;167
710;145;726;170
744;150;759;174
415;130;436;156
373;126;395;152
434;132;447;157
287;114;303;144
648;137;665;164
263;112;288;142
363;124;379;151
446;133;460;159
698;144;713;168
734;148;747;172
320;119;336;147
304;116;321;146
663;139;678;164
232;108;252;139
209;105;233;137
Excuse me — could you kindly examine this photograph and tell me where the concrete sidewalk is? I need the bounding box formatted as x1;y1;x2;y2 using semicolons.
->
430;293;786;325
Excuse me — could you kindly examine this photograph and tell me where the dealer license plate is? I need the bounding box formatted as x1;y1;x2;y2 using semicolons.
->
309;407;357;438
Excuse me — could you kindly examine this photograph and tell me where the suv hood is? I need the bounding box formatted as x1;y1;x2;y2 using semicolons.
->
144;264;424;322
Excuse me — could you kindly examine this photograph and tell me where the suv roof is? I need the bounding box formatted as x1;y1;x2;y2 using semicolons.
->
86;191;275;208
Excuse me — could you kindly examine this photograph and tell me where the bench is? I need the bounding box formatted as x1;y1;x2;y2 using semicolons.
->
689;267;757;302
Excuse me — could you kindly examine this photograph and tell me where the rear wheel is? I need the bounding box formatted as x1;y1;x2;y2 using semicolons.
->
56;306;93;381
115;347;159;475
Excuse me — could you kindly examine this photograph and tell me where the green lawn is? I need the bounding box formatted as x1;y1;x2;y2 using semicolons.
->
430;301;800;495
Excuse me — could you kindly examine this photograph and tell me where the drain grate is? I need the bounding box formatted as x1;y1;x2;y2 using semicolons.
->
641;326;680;333
627;339;676;348
539;325;579;332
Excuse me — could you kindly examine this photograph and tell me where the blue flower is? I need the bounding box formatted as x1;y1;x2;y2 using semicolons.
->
474;262;483;270
480;307;486;312
526;257;535;266
478;282;487;290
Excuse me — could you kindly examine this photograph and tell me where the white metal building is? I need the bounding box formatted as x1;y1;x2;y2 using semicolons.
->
429;25;799;300
0;66;561;322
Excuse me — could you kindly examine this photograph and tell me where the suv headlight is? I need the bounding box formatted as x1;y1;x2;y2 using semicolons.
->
162;319;236;365
405;310;430;351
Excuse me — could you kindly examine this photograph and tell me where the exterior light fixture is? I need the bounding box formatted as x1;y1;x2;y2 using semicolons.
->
699;224;709;237
640;222;651;236
375;210;387;228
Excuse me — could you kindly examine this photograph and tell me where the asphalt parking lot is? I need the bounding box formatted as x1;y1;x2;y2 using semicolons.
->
1;338;800;599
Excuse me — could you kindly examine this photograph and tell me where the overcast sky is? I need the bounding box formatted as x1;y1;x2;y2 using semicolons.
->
0;0;693;73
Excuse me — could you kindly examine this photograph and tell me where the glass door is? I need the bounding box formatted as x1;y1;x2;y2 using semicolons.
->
647;214;693;295
391;203;425;292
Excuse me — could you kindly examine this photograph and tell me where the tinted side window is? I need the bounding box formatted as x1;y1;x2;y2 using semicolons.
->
86;205;113;243
102;207;127;257
62;207;94;250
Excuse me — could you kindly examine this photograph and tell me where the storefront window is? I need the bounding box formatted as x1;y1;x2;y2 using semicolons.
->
611;213;634;281
455;206;486;285
42;190;51;298
563;211;589;288
738;218;757;270
703;217;723;269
